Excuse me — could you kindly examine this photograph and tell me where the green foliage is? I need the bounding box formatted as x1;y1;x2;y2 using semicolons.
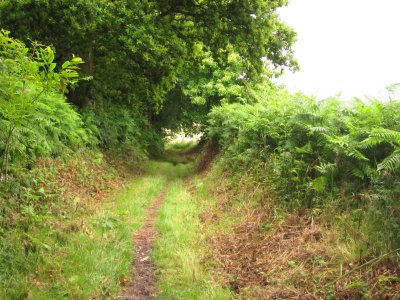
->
81;102;147;157
208;90;400;253
0;30;89;180
157;45;256;134
154;0;298;76
182;46;248;106
361;128;400;171
0;0;297;138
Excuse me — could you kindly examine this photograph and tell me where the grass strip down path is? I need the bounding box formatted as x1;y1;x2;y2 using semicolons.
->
153;177;232;300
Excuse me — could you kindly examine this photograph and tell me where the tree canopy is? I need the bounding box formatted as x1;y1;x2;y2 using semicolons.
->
0;0;297;140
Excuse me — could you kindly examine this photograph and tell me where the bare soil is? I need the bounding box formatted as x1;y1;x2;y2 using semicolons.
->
196;140;219;173
123;185;169;300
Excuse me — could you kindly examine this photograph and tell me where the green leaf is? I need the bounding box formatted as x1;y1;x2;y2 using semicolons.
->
49;63;56;72
62;61;71;69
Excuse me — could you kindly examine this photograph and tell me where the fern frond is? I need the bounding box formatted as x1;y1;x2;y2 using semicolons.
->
351;163;373;179
346;147;369;161
351;168;365;179
310;126;329;133
358;137;383;149
362;128;400;148
378;150;400;172
322;133;346;147
316;162;337;175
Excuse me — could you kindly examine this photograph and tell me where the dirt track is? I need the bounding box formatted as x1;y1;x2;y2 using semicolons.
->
123;185;169;300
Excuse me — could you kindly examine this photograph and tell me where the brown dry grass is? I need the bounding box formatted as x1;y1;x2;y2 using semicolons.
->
200;172;400;300
34;150;142;209
23;150;134;239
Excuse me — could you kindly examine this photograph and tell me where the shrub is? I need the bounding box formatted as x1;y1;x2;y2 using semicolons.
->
207;89;400;253
0;29;90;179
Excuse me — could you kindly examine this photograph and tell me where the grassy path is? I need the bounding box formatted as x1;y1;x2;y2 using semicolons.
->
122;159;231;300
17;164;169;299
4;158;229;299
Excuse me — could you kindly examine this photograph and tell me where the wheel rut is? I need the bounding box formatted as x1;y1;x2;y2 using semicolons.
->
123;184;169;300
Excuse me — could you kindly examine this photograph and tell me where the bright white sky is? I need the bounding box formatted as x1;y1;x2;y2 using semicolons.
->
275;0;400;100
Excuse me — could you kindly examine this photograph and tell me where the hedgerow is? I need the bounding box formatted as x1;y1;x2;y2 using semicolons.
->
208;89;400;254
